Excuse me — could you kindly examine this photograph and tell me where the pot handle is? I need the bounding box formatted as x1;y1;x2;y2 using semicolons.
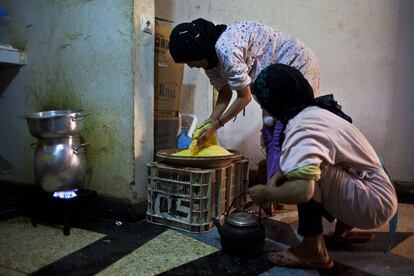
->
72;143;89;155
71;112;89;122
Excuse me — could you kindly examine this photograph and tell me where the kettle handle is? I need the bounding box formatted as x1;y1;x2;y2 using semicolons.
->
258;203;263;222
225;192;248;216
225;192;264;221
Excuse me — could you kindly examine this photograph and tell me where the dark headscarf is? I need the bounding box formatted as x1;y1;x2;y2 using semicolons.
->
252;64;352;145
169;18;227;69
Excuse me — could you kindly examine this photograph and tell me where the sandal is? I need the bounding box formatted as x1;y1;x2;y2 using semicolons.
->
268;248;334;269
325;231;375;246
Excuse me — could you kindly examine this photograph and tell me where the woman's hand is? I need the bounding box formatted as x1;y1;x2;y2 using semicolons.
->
247;184;269;204
196;120;219;146
192;119;213;139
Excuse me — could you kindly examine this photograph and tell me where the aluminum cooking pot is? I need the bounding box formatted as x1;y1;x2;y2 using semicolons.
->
26;110;88;138
34;136;88;192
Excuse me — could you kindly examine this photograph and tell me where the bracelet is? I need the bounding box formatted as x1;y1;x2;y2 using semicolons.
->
218;118;225;127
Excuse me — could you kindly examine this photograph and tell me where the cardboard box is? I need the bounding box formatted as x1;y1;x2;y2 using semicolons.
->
154;110;178;117
154;114;180;152
154;22;184;112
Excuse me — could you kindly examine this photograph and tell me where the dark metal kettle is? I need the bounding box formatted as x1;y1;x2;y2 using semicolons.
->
211;196;265;256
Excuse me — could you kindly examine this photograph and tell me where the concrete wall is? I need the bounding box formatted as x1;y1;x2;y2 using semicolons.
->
133;0;154;203
156;0;414;181
0;0;153;202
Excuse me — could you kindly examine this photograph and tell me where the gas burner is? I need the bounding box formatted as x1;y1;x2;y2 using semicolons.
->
53;189;78;199
31;188;96;235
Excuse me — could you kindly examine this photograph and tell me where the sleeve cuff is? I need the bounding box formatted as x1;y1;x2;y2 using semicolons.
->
286;164;321;181
228;75;251;91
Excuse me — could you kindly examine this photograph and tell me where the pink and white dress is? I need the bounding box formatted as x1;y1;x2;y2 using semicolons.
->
280;106;398;229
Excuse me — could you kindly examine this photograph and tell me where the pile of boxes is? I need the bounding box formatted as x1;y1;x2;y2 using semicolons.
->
154;19;184;152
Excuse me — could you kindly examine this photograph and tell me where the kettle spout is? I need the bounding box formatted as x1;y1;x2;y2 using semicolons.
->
211;217;223;236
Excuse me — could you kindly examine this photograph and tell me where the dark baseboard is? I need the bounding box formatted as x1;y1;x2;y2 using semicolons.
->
394;181;414;204
91;195;147;222
0;181;147;222
394;181;414;194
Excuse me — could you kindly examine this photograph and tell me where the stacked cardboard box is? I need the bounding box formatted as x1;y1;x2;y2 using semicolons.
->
154;20;184;152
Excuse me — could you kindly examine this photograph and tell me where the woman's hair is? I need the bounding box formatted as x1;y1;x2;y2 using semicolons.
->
252;64;315;123
169;18;226;69
252;63;352;124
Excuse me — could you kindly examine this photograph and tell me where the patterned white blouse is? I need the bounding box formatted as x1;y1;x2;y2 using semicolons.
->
205;21;320;95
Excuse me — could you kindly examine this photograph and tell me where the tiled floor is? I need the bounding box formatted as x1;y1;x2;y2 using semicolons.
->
0;201;413;275
97;229;218;276
0;217;104;274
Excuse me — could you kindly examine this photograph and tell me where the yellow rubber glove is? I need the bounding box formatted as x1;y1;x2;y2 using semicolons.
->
189;120;218;155
192;119;213;139
174;119;231;157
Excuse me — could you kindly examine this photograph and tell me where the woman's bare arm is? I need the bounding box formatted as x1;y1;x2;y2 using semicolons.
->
249;179;315;204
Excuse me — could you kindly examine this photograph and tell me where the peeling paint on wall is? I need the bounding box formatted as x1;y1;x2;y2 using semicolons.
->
1;0;138;200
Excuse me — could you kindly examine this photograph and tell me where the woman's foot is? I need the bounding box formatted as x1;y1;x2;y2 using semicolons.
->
334;220;354;237
325;232;375;245
268;234;334;269
325;220;375;246
268;248;334;269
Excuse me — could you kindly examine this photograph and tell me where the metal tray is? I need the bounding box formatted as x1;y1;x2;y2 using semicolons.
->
155;148;241;168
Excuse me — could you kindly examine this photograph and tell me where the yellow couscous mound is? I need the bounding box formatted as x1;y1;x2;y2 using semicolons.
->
174;145;231;157
173;120;232;157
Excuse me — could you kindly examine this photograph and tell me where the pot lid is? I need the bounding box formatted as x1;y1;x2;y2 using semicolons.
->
225;212;259;227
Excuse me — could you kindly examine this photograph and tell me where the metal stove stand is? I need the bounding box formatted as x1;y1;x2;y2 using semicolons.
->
29;188;96;235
